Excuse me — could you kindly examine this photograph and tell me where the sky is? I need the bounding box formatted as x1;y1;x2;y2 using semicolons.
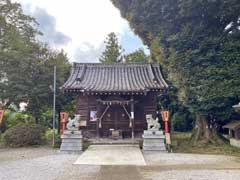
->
14;0;149;62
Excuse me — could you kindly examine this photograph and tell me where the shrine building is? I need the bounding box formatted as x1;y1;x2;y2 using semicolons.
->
62;63;168;139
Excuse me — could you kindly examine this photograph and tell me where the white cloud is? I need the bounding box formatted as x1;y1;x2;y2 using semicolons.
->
22;6;71;48
14;0;146;62
74;42;105;63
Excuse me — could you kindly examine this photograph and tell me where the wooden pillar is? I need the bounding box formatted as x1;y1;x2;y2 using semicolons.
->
229;129;232;138
131;96;134;143
96;103;100;140
236;129;240;140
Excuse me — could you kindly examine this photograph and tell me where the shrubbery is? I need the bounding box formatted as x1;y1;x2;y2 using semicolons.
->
44;128;61;147
3;123;46;147
0;110;35;132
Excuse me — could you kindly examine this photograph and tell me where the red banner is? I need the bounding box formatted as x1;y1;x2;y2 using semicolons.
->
60;112;69;135
161;110;170;133
160;110;169;122
60;112;69;123
0;110;5;124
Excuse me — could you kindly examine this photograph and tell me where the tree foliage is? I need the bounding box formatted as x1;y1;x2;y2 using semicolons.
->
124;48;150;63
112;0;240;142
0;0;71;124
99;32;123;63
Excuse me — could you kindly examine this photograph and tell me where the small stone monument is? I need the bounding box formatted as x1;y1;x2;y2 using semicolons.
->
142;114;166;151
60;114;83;153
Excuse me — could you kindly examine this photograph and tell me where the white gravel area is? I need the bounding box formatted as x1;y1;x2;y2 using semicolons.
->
0;154;78;180
142;170;240;180
0;147;58;162
0;147;240;180
144;152;239;165
0;147;101;180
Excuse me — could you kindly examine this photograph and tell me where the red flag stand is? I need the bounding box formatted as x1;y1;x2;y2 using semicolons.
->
160;110;171;152
60;112;69;135
160;110;170;133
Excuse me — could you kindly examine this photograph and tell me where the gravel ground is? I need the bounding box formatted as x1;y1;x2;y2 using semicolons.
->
143;151;239;165
0;147;58;162
0;147;240;180
141;169;240;180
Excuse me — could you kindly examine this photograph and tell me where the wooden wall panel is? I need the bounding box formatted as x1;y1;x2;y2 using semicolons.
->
75;92;158;138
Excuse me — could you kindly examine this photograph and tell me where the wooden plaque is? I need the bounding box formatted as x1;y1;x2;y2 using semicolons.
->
60;112;69;123
160;110;170;122
79;120;87;127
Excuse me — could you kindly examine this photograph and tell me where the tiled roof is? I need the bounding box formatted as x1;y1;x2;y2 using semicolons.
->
62;63;168;94
223;121;240;130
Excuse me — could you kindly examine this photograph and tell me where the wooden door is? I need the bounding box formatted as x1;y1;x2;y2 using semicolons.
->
100;105;131;137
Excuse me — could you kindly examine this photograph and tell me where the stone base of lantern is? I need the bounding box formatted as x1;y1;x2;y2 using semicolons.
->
60;130;83;153
142;130;166;151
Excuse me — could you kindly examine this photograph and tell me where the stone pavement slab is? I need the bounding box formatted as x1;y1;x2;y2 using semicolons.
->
74;144;146;166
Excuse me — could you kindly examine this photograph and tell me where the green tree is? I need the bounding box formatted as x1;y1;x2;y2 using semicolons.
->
0;0;71;125
112;0;240;144
0;0;41;103
26;48;71;123
124;48;150;63
99;32;123;63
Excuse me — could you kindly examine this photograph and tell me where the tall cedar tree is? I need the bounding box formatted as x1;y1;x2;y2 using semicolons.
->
112;0;240;144
99;32;123;63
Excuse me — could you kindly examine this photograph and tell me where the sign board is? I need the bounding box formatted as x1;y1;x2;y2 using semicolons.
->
0;110;5;124
79;120;87;127
90;111;97;122
60;112;69;123
160;110;170;122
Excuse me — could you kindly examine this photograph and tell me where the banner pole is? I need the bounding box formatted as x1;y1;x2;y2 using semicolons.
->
52;65;56;146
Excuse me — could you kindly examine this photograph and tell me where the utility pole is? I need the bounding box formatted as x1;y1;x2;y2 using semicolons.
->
52;65;56;146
